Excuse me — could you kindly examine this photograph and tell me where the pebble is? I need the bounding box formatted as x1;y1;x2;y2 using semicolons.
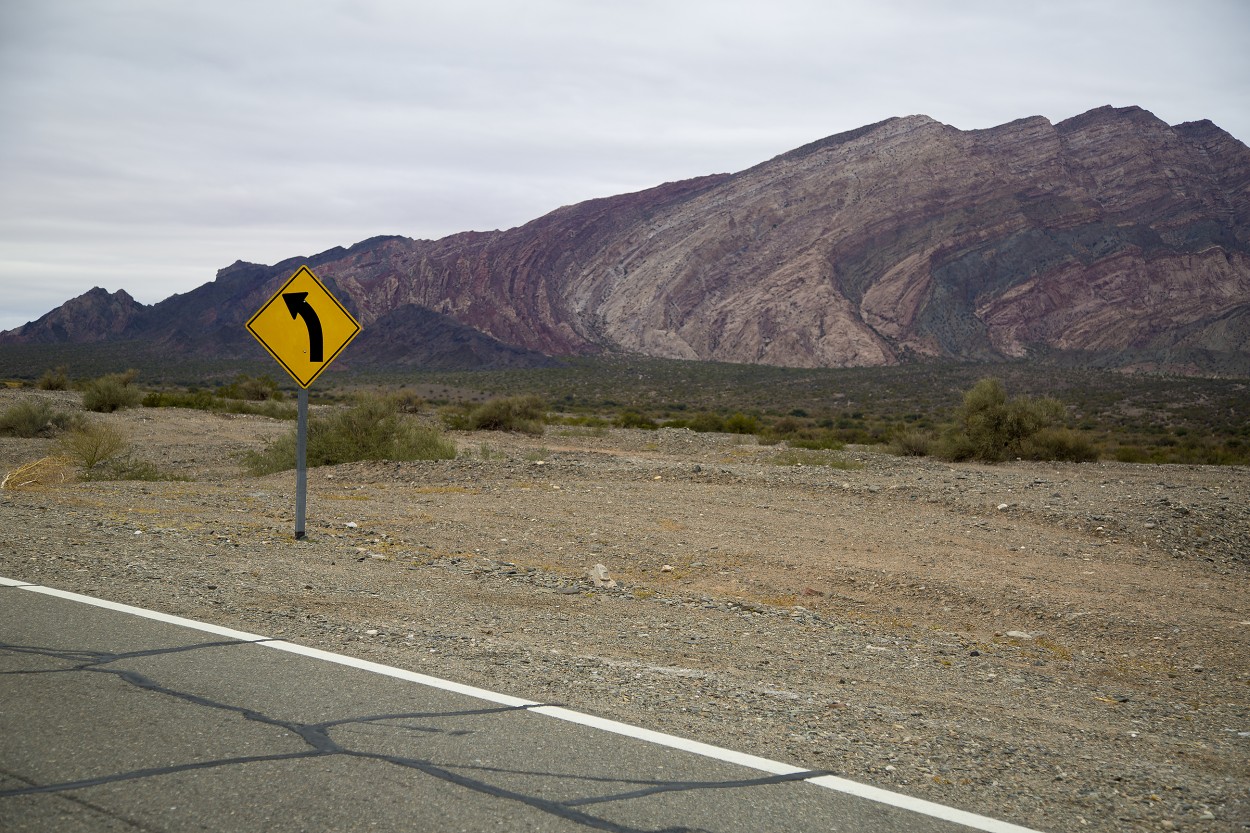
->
587;563;616;588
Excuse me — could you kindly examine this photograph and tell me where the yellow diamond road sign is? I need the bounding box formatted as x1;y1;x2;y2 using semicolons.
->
246;265;361;388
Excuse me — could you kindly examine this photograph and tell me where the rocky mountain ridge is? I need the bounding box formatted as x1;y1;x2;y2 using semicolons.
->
4;105;1248;373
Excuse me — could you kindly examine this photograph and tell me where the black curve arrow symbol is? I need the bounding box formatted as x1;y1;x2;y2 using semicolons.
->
282;292;324;362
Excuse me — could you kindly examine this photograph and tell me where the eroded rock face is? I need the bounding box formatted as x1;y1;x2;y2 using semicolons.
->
317;106;1250;369
0;287;146;344
6;106;1249;371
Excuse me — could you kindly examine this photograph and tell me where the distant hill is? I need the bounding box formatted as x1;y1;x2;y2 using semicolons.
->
4;105;1248;375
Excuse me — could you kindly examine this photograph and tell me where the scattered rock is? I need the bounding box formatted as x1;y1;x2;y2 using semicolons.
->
587;563;616;588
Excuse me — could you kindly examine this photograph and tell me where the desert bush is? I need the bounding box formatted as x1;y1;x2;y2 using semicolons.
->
1018;427;1100;463
94;458;191;482
889;428;934;457
56;421;129;470
390;390;424;413
616;410;658;430
218;373;284;401
936;378;1069;463
769;416;804;436
723;412;761;435
143;390;216;410
142;389;297;419
48;419;182;480
36;366;70;390
460;395;546;435
82;370;141;413
686;412;726;433
245;394;457;475
0;400;79;438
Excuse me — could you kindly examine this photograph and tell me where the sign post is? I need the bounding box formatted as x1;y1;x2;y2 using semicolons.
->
295;388;309;537
246;265;361;539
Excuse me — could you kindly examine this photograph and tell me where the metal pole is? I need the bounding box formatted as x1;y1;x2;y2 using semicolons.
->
295;387;308;540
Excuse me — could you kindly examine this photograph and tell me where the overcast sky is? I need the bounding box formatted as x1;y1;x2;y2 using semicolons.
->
2;0;1248;333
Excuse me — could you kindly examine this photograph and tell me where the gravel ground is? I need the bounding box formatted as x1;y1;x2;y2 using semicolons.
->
1;389;1247;833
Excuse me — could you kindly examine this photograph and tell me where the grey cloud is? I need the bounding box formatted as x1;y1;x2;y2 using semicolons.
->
2;0;1248;332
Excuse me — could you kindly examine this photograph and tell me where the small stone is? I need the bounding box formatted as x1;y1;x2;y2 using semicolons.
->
1005;630;1034;640
365;629;379;636
587;563;616;588
660;564;674;573
345;522;358;529
997;503;1009;511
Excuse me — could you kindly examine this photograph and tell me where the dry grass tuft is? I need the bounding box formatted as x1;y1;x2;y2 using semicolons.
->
2;456;77;490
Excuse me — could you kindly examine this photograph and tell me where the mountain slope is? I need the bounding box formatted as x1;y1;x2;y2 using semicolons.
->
4;105;1248;373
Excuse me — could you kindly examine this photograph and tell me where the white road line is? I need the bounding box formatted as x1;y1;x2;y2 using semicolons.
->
1;576;1045;833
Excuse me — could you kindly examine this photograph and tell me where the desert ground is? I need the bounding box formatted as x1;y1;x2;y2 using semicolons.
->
1;388;1247;833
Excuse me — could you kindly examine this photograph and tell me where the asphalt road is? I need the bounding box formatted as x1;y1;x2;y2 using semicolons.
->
0;577;1042;833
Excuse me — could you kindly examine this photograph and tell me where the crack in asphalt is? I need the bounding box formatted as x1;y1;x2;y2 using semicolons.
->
1;640;827;832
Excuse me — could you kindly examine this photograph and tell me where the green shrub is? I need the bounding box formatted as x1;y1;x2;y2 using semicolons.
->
888;429;933;457
56;421;129;470
723;412;761;435
556;414;610;428
686;412;726;433
616;410;658;430
391;390;424;413
459;395;546;435
1019;427;1100;463
36;366;70;391
142;389;297;419
82;370;142;413
0;400;79;437
936;378;1071;463
760;416;845;449
218;374;284;401
770;416;804;436
245;395;457;475
143;390;216;410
